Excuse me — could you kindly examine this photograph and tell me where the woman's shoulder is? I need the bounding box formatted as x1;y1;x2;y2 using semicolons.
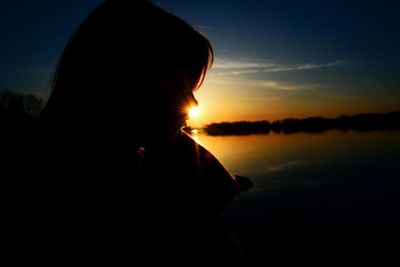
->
172;132;239;212
173;132;215;159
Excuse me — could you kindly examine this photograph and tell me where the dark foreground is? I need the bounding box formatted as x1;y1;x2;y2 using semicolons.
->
223;171;400;262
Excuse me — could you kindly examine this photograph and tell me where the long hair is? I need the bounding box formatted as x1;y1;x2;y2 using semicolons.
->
40;0;213;133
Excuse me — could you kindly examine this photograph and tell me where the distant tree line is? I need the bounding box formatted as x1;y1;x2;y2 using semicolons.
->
2;90;399;136
0;90;43;121
204;112;400;135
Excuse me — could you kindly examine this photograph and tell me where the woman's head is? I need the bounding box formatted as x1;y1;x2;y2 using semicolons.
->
41;0;213;143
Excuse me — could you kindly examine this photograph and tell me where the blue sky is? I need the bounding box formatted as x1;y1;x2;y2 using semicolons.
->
1;0;399;122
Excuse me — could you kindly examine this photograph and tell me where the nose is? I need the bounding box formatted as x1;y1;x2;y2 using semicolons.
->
190;93;198;107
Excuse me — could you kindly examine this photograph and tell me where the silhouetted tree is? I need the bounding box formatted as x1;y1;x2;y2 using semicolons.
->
203;112;400;135
0;90;42;121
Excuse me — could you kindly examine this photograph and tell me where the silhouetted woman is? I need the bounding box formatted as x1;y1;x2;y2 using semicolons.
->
35;0;251;263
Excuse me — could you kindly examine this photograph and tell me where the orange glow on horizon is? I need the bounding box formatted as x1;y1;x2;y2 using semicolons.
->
192;72;400;126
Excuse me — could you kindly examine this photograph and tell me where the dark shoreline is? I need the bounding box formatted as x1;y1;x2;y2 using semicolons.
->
198;111;400;136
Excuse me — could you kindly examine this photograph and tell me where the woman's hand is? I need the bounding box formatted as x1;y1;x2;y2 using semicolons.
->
234;175;253;194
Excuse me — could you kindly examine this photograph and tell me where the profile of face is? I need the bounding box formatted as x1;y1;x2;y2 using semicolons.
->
41;0;212;147
138;70;200;143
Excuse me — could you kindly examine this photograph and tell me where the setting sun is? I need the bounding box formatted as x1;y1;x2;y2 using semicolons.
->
188;106;201;119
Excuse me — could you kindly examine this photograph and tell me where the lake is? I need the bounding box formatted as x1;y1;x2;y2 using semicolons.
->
189;130;400;259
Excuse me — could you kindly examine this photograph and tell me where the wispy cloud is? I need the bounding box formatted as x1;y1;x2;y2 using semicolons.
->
249;81;306;91
213;59;348;75
213;60;275;70
262;60;347;73
208;77;324;91
194;24;214;31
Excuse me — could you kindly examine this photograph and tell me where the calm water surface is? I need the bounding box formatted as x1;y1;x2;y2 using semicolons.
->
190;130;400;256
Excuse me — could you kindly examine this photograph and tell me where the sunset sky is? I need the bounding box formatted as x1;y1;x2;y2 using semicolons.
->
1;0;399;125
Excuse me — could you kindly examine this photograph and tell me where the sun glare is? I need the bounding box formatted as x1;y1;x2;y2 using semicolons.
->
188;106;201;119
